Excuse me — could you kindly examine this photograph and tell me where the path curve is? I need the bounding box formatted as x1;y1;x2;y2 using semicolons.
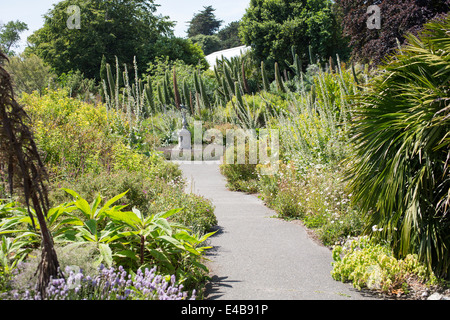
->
178;161;377;300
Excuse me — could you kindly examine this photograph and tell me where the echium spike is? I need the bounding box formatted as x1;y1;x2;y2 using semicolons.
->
241;61;250;94
106;63;115;102
173;67;181;110
199;74;210;109
144;75;154;116
275;62;286;93
261;61;270;92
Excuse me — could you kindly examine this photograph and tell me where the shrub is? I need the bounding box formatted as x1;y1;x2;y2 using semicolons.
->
257;162;364;247
48;169;215;236
20;89;120;178
148;189;217;236
1;190;216;295
5;53;56;95
331;237;437;295
273;65;356;170
220;138;259;194
346;16;450;277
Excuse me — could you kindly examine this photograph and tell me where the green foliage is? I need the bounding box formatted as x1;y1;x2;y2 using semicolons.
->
220;139;259;194
257;162;363;246
187;5;223;37
1;190;216;291
146;57;213;114
48;168;216;236
331;237;437;294
217;21;243;50
274;65;357;169
213;52;259;112
239;0;349;71
190;34;222;56
57;70;98;102
27;0;175;79
346;16;450;277
20;90;127;178
153;37;208;69
0;20;28;56
5;53;56;95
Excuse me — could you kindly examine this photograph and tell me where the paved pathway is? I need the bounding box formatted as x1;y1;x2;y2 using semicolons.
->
178;161;377;300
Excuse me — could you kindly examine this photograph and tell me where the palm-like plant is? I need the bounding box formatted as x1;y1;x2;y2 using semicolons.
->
347;16;450;278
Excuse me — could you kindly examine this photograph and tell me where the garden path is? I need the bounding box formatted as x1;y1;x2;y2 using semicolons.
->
177;161;378;300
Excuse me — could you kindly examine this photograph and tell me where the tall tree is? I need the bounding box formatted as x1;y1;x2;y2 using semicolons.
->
0;20;28;56
337;0;450;65
239;0;350;71
5;53;55;94
187;5;223;37
27;0;175;80
190;34;222;55
218;21;243;50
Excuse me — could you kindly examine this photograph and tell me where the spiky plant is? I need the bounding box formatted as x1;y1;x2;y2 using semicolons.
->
347;16;450;278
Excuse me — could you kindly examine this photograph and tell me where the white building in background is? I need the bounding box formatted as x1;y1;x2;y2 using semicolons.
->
205;45;251;69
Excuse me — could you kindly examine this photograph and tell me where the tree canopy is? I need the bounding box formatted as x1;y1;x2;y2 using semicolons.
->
187;5;223;37
27;0;205;80
337;0;450;65
0;20;28;56
187;7;244;55
218;21;243;50
239;0;349;71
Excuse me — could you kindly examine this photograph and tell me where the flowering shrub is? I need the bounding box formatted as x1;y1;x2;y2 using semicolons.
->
4;264;195;300
0;188;216;298
19;89;173;180
257;162;363;246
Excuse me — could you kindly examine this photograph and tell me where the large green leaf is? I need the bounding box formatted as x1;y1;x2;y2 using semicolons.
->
99;243;113;267
84;219;97;236
156;208;182;220
105;210;141;229
101;190;129;212
154;218;173;236
148;248;175;273
75;198;93;219
158;235;184;249
173;231;201;244
115;250;138;261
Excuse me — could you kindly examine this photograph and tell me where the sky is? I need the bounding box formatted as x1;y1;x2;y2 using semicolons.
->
0;0;251;53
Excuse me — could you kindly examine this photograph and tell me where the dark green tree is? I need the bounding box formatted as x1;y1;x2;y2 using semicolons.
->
190;34;222;55
0;20;28;56
239;0;350;71
218;21;243;50
187;6;223;37
153;37;208;69
27;0;175;80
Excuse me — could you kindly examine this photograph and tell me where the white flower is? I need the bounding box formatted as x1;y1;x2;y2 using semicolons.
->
372;225;383;232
